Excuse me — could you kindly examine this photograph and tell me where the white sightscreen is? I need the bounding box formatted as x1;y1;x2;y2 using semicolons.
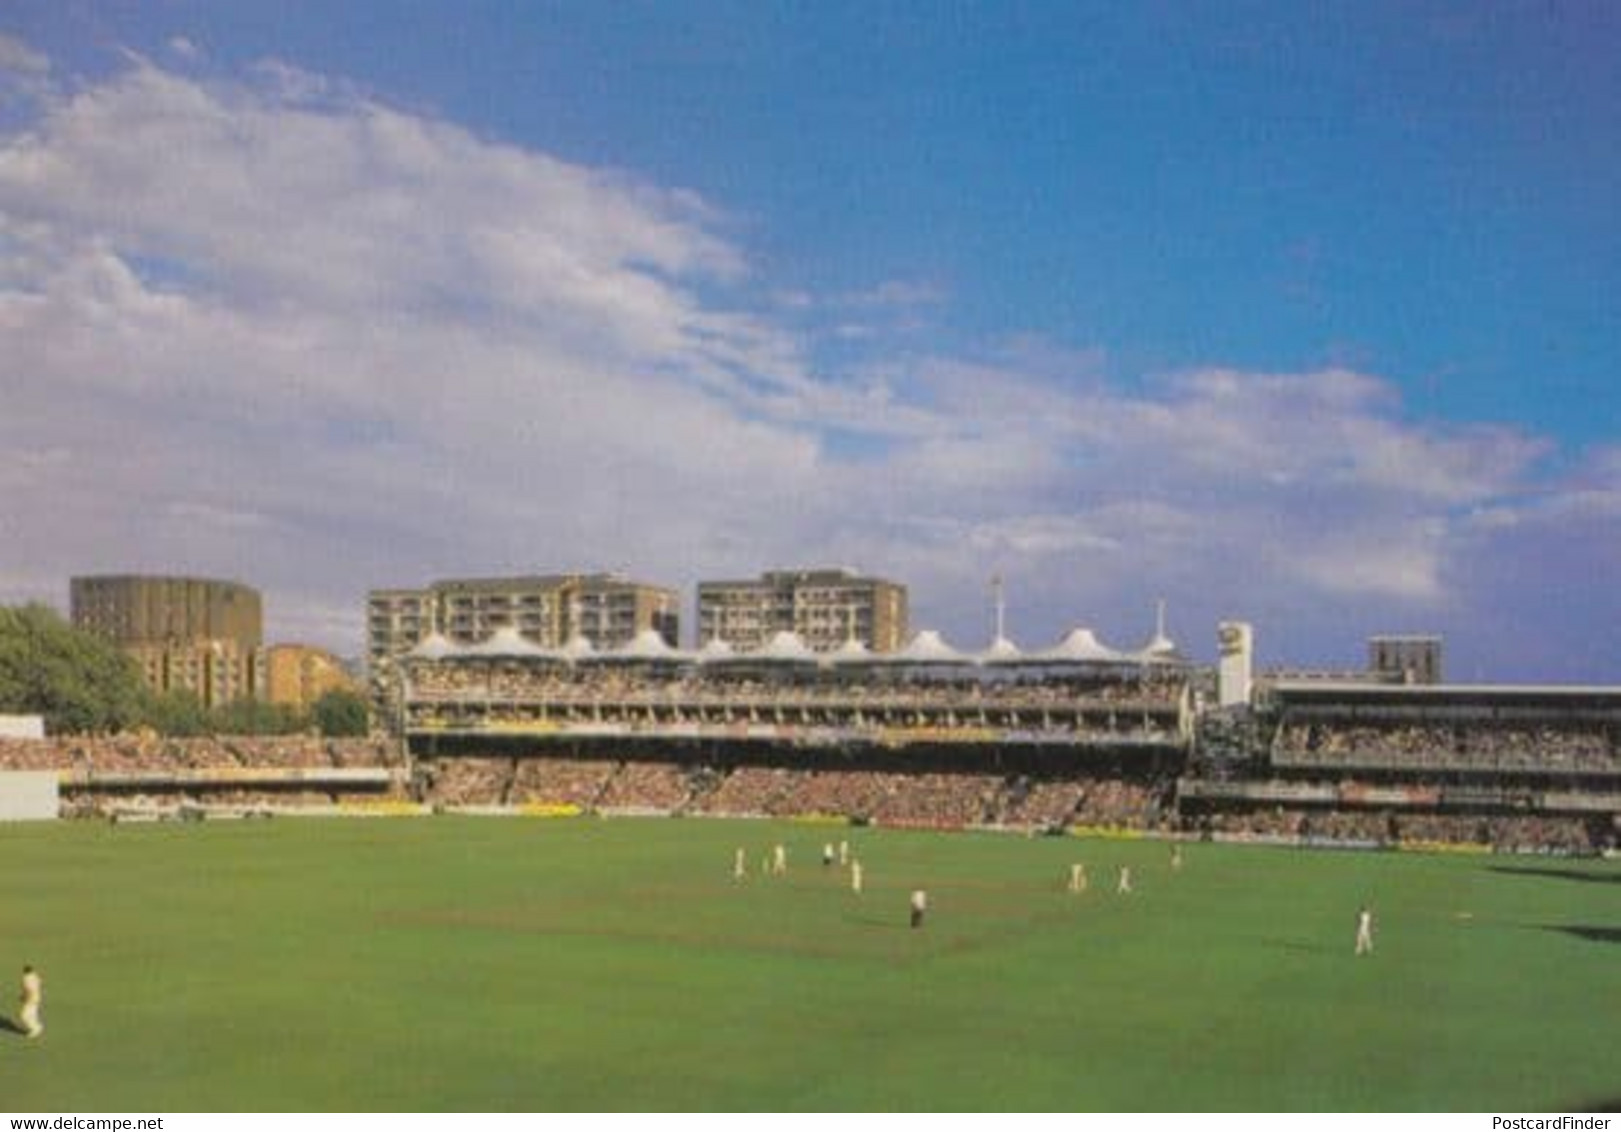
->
0;772;59;820
0;715;45;739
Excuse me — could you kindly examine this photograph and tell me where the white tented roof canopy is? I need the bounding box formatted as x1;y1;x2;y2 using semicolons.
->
601;628;689;663
694;636;737;663
407;631;459;660
1030;627;1128;664
826;636;875;664
1133;629;1184;664
459;625;550;659
748;630;821;664
882;629;971;666
557;632;597;662
1132;601;1186;665
976;634;1024;664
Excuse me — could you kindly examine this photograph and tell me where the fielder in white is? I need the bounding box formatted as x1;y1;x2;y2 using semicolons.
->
18;965;42;1039
1355;906;1375;956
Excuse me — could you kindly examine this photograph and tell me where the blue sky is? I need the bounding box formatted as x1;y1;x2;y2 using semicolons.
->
1;3;1617;678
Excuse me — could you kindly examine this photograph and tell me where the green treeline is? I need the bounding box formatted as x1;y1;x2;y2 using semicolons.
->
0;603;369;738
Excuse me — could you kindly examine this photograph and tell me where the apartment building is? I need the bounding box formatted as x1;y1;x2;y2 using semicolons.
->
696;568;908;654
265;644;360;709
366;573;680;702
70;575;264;706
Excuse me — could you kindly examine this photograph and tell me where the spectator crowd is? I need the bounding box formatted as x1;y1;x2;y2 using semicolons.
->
415;751;1173;833
0;706;1611;854
1273;721;1616;773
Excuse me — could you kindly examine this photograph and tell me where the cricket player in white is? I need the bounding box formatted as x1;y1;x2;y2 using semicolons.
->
851;858;863;893
772;843;787;875
18;965;42;1039
1068;863;1087;894
1355;906;1375;955
733;847;746;880
1117;865;1133;894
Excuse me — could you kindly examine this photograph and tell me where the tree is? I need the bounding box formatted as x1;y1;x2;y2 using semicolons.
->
213;696;304;736
0;604;149;734
309;688;370;737
142;689;211;737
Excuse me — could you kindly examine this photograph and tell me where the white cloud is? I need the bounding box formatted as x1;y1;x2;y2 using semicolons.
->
0;34;51;79
165;501;276;532
0;33;54;111
1281;521;1450;602
0;42;1614;679
842;278;946;309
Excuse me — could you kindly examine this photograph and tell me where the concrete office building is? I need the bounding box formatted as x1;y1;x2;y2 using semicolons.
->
1369;635;1445;685
696;568;908;654
70;575;264;707
366;573;680;704
265;644;360;710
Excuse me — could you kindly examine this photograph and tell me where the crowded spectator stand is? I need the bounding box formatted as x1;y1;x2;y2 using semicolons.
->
0;735;409;820
398;625;1189;832
1178;681;1621;854
7;628;1616;854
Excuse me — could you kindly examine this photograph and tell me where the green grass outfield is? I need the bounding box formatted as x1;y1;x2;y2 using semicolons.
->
1;815;1617;1111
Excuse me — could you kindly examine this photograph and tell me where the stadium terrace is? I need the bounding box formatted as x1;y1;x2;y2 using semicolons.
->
1;618;1617;855
366;622;1620;855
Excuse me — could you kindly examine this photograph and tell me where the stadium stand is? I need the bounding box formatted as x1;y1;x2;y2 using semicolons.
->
1179;681;1621;853
0;736;408;818
6;646;1616;854
508;756;617;809
396;650;1617;852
